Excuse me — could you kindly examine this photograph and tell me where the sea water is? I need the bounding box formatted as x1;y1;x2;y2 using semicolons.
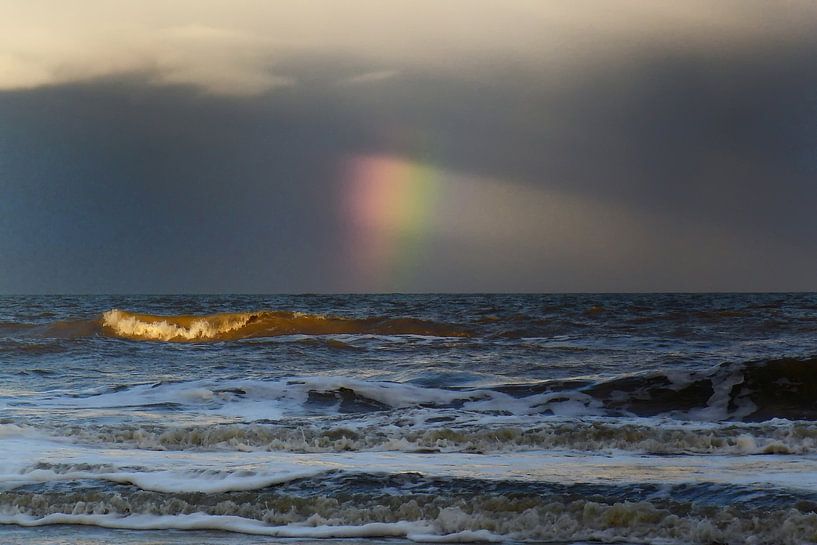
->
2;293;817;544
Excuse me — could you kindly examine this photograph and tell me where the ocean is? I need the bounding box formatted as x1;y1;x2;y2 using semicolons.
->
2;293;817;544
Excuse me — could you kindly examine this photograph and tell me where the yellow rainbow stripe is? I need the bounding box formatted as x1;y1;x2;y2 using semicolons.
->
342;155;442;290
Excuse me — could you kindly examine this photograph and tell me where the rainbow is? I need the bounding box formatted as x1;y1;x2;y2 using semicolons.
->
341;155;444;291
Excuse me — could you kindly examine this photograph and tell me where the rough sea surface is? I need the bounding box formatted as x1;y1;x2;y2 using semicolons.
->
2;293;817;545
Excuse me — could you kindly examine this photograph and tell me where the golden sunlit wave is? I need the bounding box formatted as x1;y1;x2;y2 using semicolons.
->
101;309;470;342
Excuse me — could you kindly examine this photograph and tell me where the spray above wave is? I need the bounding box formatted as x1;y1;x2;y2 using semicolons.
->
100;309;470;342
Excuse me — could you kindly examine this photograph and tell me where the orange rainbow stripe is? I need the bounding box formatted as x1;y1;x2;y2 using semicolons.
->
341;155;443;290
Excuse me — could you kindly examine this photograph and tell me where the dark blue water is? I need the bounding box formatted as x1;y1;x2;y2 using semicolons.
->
3;293;817;389
2;293;817;544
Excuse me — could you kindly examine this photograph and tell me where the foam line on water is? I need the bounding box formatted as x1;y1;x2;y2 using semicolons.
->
0;514;442;540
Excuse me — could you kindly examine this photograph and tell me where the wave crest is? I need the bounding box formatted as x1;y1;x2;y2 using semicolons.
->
101;309;470;342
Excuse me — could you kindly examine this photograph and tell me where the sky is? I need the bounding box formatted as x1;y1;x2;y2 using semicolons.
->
1;0;816;293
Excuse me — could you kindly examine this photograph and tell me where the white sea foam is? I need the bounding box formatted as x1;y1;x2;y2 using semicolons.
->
0;513;433;539
3;501;817;544
31;417;817;456
1;467;328;494
26;376;605;424
4;425;817;495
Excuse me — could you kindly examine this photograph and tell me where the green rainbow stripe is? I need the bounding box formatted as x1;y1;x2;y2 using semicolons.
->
343;155;443;290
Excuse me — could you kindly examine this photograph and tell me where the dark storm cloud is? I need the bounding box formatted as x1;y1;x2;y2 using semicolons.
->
0;78;355;292
2;2;817;292
311;44;817;242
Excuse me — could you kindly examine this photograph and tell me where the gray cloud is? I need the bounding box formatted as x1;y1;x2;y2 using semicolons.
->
2;1;814;94
1;1;816;292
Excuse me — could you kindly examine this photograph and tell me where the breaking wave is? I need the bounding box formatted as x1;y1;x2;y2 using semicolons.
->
3;476;817;543
28;420;817;455
583;355;817;422
99;309;471;341
24;356;817;423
